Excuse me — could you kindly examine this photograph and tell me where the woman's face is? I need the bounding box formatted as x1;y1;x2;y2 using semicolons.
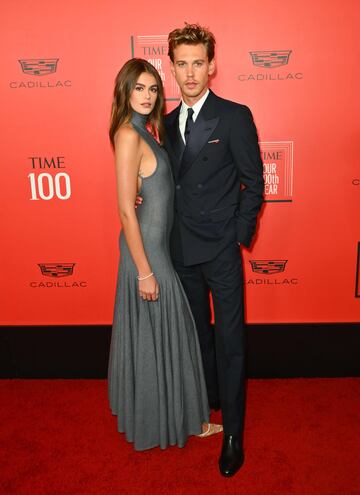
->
129;72;158;115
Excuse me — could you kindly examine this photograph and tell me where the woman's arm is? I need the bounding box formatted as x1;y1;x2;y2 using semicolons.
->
114;126;159;301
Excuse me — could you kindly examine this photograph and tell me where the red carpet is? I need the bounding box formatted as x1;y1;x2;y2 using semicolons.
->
0;378;359;495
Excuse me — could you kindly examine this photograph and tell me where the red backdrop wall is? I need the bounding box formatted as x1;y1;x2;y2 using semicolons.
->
1;0;359;324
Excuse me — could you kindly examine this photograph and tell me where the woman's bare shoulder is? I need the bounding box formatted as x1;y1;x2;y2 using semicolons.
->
114;124;140;148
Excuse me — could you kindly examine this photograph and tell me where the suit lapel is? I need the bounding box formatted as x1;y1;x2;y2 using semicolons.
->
165;105;184;180
180;91;219;178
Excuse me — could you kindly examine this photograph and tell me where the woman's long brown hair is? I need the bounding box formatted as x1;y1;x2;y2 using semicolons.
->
109;58;165;148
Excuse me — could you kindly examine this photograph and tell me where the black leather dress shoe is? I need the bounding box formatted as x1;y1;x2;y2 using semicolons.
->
219;435;244;477
209;400;221;411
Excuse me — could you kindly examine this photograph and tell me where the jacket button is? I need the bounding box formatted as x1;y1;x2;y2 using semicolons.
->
176;184;181;190
197;183;203;189
202;157;208;161
200;210;205;215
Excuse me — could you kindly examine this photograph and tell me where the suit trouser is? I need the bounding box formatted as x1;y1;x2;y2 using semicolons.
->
173;243;245;438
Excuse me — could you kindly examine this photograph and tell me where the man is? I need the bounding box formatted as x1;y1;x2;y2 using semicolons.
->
163;24;264;477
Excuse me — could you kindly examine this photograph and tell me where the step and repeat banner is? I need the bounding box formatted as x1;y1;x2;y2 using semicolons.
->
1;0;359;324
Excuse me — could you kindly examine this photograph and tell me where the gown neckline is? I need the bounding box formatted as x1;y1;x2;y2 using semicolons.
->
131;110;148;130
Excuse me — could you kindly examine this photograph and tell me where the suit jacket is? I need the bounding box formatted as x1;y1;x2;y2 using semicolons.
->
164;90;264;266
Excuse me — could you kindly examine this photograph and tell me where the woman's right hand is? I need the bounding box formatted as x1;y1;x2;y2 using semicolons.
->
138;275;159;301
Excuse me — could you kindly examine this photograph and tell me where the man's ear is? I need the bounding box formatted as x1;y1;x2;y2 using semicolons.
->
170;61;175;77
208;58;215;76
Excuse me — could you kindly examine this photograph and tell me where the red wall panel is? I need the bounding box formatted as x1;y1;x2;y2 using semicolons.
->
0;0;359;324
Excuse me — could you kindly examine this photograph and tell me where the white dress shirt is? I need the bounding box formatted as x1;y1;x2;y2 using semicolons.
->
179;89;210;143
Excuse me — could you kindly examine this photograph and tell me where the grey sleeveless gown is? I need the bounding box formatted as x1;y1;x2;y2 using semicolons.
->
108;111;210;451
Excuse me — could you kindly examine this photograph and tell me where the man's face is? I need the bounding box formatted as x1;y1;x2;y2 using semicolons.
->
170;43;215;104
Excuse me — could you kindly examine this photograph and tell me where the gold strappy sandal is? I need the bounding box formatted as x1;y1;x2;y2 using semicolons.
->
197;423;223;438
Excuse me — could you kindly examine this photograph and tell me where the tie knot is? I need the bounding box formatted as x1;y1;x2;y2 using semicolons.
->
187;107;194;119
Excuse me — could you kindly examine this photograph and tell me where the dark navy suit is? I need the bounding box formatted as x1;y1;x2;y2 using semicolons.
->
164;90;264;439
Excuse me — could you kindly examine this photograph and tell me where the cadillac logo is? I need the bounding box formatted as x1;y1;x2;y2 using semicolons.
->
38;263;75;277
250;51;292;68
19;58;59;76
249;260;288;275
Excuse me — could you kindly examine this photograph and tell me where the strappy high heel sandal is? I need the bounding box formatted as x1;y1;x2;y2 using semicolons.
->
197;423;223;438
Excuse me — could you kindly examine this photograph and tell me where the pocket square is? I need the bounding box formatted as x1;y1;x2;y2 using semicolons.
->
208;139;220;144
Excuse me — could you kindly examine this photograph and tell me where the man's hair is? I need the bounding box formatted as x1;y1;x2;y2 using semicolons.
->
168;23;216;62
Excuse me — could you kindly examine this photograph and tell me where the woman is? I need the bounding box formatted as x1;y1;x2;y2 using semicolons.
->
108;58;222;451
